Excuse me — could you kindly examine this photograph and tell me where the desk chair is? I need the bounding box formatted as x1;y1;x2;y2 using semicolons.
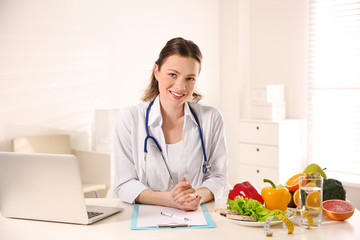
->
11;134;107;197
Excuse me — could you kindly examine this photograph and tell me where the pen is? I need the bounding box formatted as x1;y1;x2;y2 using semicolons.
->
160;211;190;221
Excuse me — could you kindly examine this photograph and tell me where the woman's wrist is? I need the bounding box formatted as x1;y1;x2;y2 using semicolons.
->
136;189;177;208
196;187;214;204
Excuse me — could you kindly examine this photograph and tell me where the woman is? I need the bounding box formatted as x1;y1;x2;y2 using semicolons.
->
114;37;227;211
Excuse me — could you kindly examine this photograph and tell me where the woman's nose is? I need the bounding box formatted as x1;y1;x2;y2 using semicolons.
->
175;79;186;90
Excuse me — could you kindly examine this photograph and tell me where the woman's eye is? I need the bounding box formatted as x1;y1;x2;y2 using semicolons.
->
169;73;177;78
187;77;195;82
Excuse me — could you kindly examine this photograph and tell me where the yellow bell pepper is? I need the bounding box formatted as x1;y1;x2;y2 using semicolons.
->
261;179;290;211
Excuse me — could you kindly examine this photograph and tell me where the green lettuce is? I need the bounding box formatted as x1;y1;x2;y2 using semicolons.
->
227;196;287;222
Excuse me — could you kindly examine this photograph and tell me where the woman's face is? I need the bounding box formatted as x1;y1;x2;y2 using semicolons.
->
154;54;200;109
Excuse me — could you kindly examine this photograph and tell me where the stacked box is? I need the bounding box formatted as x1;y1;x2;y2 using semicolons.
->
250;85;286;121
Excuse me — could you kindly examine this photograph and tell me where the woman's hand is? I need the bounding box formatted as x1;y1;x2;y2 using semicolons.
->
170;177;202;211
136;178;212;211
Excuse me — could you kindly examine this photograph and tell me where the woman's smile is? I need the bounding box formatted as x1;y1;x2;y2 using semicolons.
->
170;90;185;99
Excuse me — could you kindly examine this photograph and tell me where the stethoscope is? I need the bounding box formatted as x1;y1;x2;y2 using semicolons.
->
143;99;211;187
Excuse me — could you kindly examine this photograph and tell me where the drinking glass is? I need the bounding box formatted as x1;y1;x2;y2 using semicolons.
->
297;176;323;227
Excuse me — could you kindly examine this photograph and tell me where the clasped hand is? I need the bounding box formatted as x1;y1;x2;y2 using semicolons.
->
170;177;202;211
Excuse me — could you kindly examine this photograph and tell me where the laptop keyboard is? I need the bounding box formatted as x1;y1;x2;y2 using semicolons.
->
87;211;104;219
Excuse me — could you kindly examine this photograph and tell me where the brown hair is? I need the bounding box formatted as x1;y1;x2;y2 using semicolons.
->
142;37;203;103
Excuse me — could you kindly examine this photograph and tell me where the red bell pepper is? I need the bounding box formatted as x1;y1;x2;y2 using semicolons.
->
228;181;264;204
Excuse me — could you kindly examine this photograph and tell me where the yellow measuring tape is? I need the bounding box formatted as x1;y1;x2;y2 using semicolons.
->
264;210;313;237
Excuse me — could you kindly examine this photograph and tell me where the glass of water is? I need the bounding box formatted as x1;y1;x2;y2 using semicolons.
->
297;176;323;227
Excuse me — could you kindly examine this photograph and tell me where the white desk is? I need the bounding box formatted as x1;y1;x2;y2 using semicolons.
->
1;198;359;240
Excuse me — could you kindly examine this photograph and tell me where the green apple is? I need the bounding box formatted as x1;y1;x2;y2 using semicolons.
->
303;163;327;179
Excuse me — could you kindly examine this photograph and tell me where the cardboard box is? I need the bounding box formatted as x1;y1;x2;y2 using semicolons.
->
251;85;284;104
250;102;286;121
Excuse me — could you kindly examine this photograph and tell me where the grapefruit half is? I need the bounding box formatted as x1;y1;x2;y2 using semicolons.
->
322;200;355;221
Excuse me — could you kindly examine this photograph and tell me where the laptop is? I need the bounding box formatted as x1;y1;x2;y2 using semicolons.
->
0;152;123;224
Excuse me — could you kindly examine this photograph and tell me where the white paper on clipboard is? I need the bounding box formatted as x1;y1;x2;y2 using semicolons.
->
136;205;207;228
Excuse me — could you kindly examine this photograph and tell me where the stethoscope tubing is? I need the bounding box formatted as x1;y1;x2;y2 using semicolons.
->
144;99;210;177
144;100;162;153
188;104;209;173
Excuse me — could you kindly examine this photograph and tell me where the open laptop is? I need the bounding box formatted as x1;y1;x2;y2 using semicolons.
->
0;152;123;224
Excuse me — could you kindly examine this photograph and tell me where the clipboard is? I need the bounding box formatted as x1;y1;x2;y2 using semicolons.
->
130;204;215;230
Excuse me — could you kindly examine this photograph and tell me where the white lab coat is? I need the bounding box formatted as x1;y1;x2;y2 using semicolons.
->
113;96;228;204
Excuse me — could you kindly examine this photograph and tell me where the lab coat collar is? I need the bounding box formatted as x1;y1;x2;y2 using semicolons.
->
184;102;199;127
147;95;198;127
147;96;162;127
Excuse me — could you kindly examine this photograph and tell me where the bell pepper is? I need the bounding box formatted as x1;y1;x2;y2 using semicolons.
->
261;179;290;211
228;181;264;204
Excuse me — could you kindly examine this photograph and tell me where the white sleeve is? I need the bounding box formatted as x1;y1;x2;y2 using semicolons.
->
199;109;228;200
113;108;148;204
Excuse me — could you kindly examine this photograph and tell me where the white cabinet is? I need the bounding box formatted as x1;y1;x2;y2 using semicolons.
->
235;119;305;190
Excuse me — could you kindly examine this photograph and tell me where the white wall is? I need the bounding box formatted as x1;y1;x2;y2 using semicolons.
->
249;0;308;119
220;0;308;185
0;0;220;151
219;0;251;187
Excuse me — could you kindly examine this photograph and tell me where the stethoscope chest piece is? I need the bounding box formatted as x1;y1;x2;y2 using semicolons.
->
203;163;211;174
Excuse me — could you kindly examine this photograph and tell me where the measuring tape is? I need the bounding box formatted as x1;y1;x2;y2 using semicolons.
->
294;209;313;229
264;210;313;237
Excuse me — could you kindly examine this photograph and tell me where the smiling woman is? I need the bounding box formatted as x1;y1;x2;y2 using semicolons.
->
154;55;200;144
154;55;200;110
142;37;203;103
113;37;228;212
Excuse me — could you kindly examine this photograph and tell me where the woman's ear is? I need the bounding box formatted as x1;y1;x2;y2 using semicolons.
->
154;64;159;81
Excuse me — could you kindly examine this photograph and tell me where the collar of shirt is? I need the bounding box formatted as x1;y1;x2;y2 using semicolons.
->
147;95;199;128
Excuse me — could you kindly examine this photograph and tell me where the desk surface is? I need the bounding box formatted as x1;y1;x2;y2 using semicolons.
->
1;198;359;240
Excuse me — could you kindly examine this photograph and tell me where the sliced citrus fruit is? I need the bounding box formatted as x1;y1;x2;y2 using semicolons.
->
322;200;355;221
285;173;307;192
293;189;300;207
305;191;321;211
306;181;316;187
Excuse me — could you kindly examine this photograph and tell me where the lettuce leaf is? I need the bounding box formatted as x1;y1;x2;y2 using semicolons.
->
227;196;287;222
